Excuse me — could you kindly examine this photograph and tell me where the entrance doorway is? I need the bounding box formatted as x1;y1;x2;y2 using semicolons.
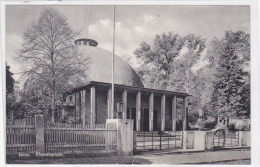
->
140;108;149;131
127;107;158;132
153;109;158;131
127;107;136;131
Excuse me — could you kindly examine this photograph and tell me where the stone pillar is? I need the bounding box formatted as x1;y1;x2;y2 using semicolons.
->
239;131;251;147
35;115;45;154
90;86;96;127
106;119;134;156
136;91;141;131
183;96;188;131
149;92;154;131
182;131;212;151
161;94;166;131
133;131;137;152
81;90;86;125
172;96;177;131
205;131;214;150
185;131;194;149
107;87;113;119
122;89;127;119
194;131;206;150
246;131;251;147
238;131;243;146
182;131;187;149
242;131;247;146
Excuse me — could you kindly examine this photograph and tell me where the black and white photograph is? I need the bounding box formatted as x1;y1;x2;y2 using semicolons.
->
1;1;258;166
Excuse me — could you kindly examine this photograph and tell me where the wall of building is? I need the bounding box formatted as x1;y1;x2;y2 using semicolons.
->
96;89;108;124
85;89;91;124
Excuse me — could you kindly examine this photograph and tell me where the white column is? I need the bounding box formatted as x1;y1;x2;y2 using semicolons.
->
183;96;188;131
81;90;86;125
161;94;166;131
149;92;154;131
122;89;127;119
90;86;96;127
172;96;177;131
136;91;141;131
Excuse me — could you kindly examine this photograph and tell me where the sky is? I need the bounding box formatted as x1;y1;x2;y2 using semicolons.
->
5;5;250;81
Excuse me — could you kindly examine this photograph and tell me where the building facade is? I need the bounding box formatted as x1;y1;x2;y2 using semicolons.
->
64;38;189;131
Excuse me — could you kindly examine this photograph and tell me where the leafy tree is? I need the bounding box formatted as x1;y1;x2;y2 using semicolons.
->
206;31;250;118
6;63;15;93
134;32;206;116
6;63;15;118
134;32;186;89
17;7;88;121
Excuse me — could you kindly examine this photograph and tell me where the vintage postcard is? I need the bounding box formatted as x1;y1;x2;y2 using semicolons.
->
1;0;259;166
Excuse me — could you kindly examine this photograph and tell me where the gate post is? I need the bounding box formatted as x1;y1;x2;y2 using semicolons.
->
239;131;251;147
133;132;137;152
205;131;214;150
238;131;243;146
35;114;45;154
182;131;187;149
106;119;134;156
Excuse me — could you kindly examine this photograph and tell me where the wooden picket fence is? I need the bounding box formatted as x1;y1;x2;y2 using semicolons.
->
7;117;35;125
6;118;36;154
6;117;118;154
45;121;106;128
44;123;117;153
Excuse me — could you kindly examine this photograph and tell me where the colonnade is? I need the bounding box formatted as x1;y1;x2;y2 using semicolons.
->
75;86;188;131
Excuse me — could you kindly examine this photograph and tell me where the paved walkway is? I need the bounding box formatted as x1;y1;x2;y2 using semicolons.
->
135;148;250;164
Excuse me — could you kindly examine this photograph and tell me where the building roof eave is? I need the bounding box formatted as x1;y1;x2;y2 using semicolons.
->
67;81;191;97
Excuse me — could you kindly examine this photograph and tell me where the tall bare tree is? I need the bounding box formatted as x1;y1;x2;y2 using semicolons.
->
17;8;88;122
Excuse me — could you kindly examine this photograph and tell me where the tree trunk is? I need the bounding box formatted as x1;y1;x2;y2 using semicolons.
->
51;80;56;122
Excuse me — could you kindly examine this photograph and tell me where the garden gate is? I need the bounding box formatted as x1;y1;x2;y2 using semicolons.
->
213;129;239;149
135;131;183;151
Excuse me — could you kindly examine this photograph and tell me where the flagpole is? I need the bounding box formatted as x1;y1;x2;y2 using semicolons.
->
111;5;115;117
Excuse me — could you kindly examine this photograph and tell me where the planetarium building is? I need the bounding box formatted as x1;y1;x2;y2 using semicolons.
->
64;38;189;132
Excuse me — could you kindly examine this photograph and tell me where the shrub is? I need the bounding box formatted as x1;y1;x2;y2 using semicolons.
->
229;119;250;131
188;112;199;125
204;119;218;130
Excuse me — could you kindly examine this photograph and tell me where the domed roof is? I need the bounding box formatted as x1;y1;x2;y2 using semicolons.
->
76;39;144;88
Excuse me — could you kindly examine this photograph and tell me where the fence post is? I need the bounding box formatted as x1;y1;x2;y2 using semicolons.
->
133;131;137;152
182;131;187;149
205;131;214;150
238;131;243;146
186;131;194;149
246;131;251;147
106;119;134;156
35;114;45;154
239;131;251;147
